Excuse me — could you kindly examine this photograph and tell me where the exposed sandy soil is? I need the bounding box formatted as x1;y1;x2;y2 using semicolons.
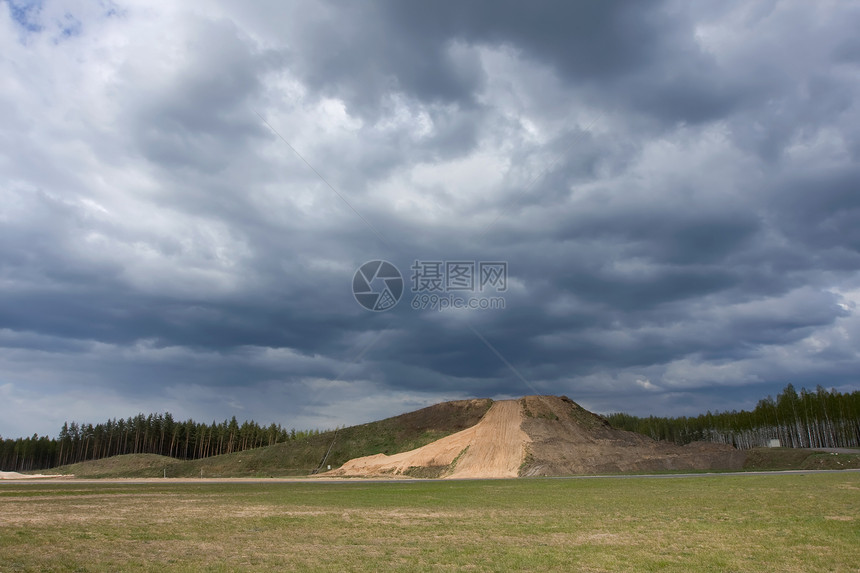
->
0;471;70;480
447;400;530;479
327;400;529;479
328;395;745;478
519;396;745;476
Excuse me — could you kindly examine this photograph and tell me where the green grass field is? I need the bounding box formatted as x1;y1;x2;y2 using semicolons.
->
1;472;858;572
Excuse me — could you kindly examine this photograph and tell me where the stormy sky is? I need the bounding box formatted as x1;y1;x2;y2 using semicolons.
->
2;0;859;438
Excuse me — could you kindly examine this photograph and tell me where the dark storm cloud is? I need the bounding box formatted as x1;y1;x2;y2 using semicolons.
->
129;18;275;171
380;0;669;84
285;2;485;113
770;166;860;256
1;0;859;437
290;0;755;125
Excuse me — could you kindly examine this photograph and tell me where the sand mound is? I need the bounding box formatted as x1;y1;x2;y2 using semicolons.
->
328;400;529;479
326;395;745;478
519;395;745;475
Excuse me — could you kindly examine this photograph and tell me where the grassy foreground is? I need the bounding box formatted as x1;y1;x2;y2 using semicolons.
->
1;473;858;572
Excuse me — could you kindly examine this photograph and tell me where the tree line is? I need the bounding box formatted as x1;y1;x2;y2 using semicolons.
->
4;384;858;471
0;413;322;472
607;384;860;450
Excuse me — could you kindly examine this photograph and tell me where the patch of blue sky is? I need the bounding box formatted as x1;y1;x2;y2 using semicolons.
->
57;11;80;38
5;0;44;33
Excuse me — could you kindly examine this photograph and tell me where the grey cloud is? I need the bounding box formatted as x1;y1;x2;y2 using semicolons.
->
1;1;859;438
770;166;860;256
128;18;274;171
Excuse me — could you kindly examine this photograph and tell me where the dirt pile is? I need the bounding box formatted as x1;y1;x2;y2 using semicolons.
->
519;395;745;476
327;400;529;479
325;395;745;478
